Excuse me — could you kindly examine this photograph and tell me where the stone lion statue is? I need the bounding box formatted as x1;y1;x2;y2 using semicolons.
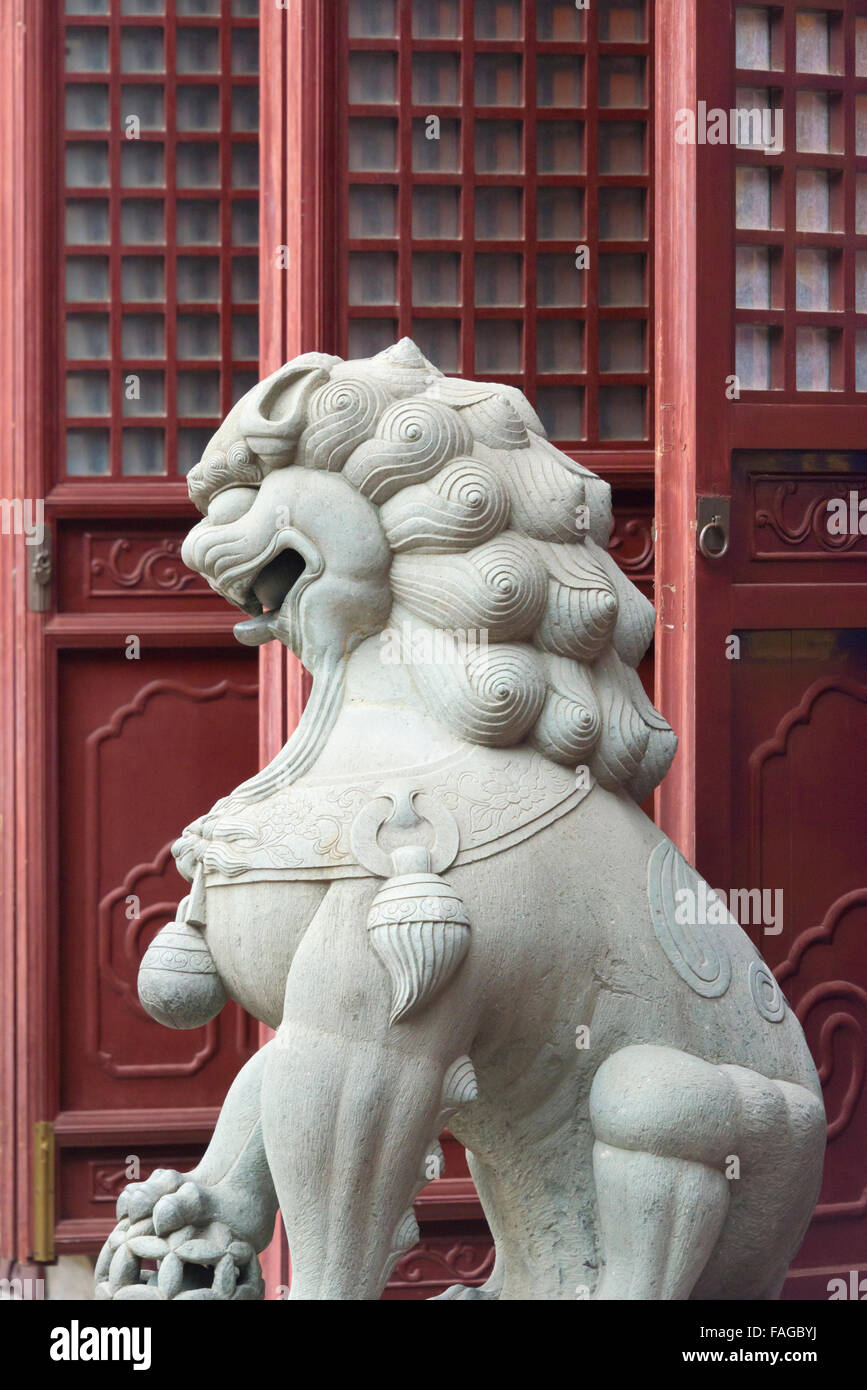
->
97;340;825;1301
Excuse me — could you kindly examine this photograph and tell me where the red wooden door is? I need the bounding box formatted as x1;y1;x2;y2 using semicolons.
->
656;0;867;1299
1;0;262;1268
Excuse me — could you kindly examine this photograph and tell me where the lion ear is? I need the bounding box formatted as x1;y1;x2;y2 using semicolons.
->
238;361;333;465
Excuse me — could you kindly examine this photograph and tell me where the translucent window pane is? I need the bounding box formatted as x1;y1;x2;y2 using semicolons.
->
232;200;258;245
537;0;585;40
536;387;583;440
232;29;259;75
122;0;165;12
123;429;165;475
412;54;461;107
351;186;398;237
735;8;771;69
537;57;584;109
735;88;782;151
599;57;646;108
121;198;165;243
598;320;645;372
537;320;584;373
232;144;258;188
475;254;523;307
232;370;258;405
178;200;220;244
67;313;110;358
796;11;831;74
350;118;398;172
858;175;867;235
179;370;220;415
599;385;646;440
178;313;220;357
411;319;460;373
177;256;218;301
858;97;867;157
475;187;522;240
475;319;521;373
348;252;397;305
795;249;832;311
121;86;164;129
66;142;109;187
856;331;867;393
66;370;110;416
66;256;109;301
796;328;839;391
796;92;833;153
177;27;219;73
178;0;219;11
232;314;258;359
412;187;460;239
856;253;867;315
599;254;645;306
67;428;110;475
347;319;399;358
412;254;461;306
475;56;523;107
735;324;773;390
178;427;214;475
598;0;646;42
537;122;583;174
65;28;109;71
412;118;461;172
351;52;398;104
121;142;165;187
120;28;165;73
122;314;165;357
232;256;258;301
598;122;645;175
476;121;522;174
177;143;220;187
122;369;165;415
858;18;867;78
348;0;396;38
538;254;585;308
232;86;259;133
598;187;644;240
66;199;109;244
736;246;771;309
178;86;220;130
66;85;109;129
735;167;771;230
67;0;109;12
122;255;165;300
412;0;459;39
796;171;831;232
537;187;584;240
475;1;522;39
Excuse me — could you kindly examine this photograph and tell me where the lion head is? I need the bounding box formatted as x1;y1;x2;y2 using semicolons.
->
181;339;675;805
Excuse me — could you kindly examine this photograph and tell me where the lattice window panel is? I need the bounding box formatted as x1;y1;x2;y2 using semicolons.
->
339;0;654;451
60;0;260;480
733;1;867;395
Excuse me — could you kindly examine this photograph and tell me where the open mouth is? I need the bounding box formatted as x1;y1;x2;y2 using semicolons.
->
233;546;307;647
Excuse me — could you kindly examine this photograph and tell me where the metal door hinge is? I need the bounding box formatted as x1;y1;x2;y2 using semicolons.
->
27;531;52;612
32;1121;55;1263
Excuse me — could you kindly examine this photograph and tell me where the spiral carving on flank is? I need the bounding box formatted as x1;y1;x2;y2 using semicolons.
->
589;648;651;788
380;458;510;553
423;379;531;450
587;540;656;669
296;375;389;472
535;542;619;661
749;960;787;1023
529;656;603;764
342;398;474;504
503;450;587;542
411;642;547;747
391;534;548;642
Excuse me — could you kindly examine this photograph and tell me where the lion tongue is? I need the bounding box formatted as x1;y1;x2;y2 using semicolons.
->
233;610;279;646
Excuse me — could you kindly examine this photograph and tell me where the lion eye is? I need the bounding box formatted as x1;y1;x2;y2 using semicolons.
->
207;486;259;526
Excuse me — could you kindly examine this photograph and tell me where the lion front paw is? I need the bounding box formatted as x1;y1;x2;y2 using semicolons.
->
96;1177;265;1301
